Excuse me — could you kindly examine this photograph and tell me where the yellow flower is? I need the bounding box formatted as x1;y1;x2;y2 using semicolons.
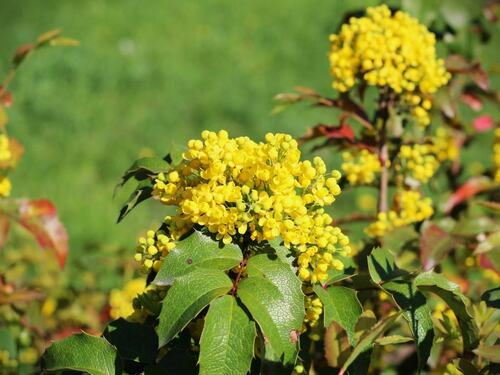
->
109;278;147;320
396;143;439;184
341;149;381;185
0;134;12;162
302;295;323;330
135;229;176;271
149;130;351;284
329;5;450;127
431;128;459;162
366;189;433;237
0;176;11;198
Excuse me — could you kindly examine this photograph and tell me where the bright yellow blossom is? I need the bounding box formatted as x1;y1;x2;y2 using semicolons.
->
431;128;458;162
341;149;381;185
0;176;11;198
135;229;176;271
397;144;439;184
303;295;323;330
329;5;450;127
0;134;11;162
366;189;433;237
151;130;351;284
109;278;147;320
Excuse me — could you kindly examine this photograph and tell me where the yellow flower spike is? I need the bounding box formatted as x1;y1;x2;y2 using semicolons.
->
365;189;434;237
329;5;450;127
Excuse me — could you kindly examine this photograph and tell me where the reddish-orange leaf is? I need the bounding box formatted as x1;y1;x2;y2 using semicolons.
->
16;199;69;268
444;177;492;214
299;122;355;145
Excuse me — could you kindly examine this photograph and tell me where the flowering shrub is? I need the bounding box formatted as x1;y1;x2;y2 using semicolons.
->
41;4;499;375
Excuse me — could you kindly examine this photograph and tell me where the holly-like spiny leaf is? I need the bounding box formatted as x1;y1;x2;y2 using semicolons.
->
381;277;435;370
156;268;232;348
154;230;242;286
313;285;362;345
244;252;304;364
115;157;170;195
116;180;153;223
367;247;407;284
414;271;480;351
339;312;401;375
481;286;500;309
42;332;122;375
199;295;256;375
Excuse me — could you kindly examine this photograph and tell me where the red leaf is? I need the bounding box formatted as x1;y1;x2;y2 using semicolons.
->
0;90;13;107
420;223;457;270
473;115;494;132
299;121;355;144
460;92;483;111
444;177;492;214
12;44;35;65
479;254;499;273
15;199;69;268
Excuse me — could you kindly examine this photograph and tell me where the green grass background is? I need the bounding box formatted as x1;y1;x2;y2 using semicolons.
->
0;0;498;288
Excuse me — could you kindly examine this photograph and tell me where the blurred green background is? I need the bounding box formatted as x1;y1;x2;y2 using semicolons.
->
0;0;498;289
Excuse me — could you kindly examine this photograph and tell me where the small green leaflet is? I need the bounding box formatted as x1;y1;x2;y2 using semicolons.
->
313;285;362;345
156;268;232;348
199;295;256;375
42;332;121;375
153;230;242;286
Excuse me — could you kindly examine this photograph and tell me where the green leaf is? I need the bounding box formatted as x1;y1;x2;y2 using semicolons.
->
382;278;434;371
313;285;362;345
237;277;287;363
0;328;17;357
481;286;500;309
414;271;480;351
154;231;242;286
115;157;170;194
42;332;122;375
116;180;153;223
339;312;401;375
382;226;418;253
473;345;500;363
367;247;407;284
326;255;356;285
156;268;232;347
199;295;256;375
244;253;304;364
103;318;158;363
420;222;457;270
375;335;413;346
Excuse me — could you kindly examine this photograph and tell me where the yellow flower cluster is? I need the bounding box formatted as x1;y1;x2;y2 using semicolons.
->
135;229;176;272
109;278;147;320
329;5;450;126
0;134;12;198
303;295;323;330
152;130;351;284
0;134;11;162
365;189;433;237
431;128;459;162
0;176;11;198
341;149;381;185
494;128;500;183
397;144;439;184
